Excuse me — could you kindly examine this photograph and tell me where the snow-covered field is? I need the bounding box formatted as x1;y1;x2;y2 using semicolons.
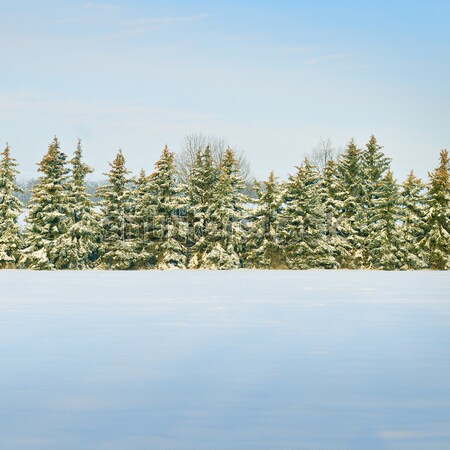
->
0;270;449;450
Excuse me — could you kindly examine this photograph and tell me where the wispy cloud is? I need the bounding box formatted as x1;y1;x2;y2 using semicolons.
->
82;2;119;10
306;53;346;65
127;14;209;27
380;428;450;440
0;93;217;130
280;46;312;54
99;13;210;40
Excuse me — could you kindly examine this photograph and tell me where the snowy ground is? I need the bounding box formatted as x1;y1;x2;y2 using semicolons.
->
0;270;449;450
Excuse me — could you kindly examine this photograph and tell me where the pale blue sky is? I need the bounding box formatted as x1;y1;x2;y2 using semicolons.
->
1;0;449;181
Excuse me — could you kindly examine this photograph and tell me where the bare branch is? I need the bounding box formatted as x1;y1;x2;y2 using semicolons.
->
308;138;339;172
175;132;251;183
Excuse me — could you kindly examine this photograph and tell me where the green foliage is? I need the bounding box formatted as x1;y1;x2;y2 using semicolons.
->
147;146;187;269
201;148;248;269
400;171;427;269
366;171;403;269
62;140;100;269
321;159;346;268
187;148;247;269
333;140;365;268
280;159;336;269
2;135;449;271
96;150;139;269
420;150;450;269
22;137;70;269
0;144;23;268
245;171;284;268
186;146;219;268
131;168;154;269
359;135;392;267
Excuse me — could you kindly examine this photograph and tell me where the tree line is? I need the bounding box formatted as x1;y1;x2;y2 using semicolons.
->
0;135;449;270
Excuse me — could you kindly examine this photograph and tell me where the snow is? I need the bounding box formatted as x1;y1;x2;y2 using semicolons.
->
0;270;449;450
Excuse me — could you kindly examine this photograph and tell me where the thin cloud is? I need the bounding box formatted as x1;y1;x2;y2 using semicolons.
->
380;429;450;440
99;13;210;40
306;53;346;65
0;93;216;126
280;46;313;54
127;13;209;27
82;2;119;9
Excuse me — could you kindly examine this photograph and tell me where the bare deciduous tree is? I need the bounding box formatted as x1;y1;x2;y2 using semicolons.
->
308;138;339;172
175;132;251;183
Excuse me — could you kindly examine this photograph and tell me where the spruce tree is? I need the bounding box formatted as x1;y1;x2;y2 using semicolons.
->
420;150;450;269
131;168;154;269
0;144;24;268
147;146;187;269
22;137;70;269
280;159;335;269
366;171;403;269
60;140;100;269
321;159;346;268
186;146;219;268
201;148;247;269
360;135;391;267
400;171;426;269
96;150;139;269
245;171;284;268
333;140;365;268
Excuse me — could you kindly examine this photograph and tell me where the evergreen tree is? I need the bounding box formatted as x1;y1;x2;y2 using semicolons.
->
245;171;284;268
201;148;248;269
3;133;448;272
59;140;100;269
366;171;403;269
420;150;450;269
147;146;187;269
186;146;219;268
96;150;139;269
333;140;365;268
280;159;335;269
131;168;154;269
0;144;23;268
321;159;346;268
400;171;427;269
360;135;391;266
22;137;70;269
